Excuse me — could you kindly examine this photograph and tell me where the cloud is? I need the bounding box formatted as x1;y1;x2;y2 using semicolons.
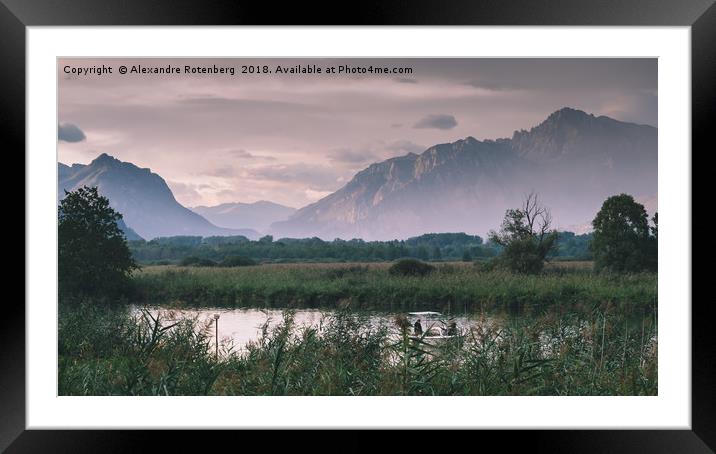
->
385;140;425;154
205;165;235;178
394;77;418;84
176;95;315;113
247;163;341;191
228;149;255;159
167;180;204;206
413;114;458;130
304;188;334;202
58;123;86;142
226;149;276;161
328;148;379;165
466;80;523;92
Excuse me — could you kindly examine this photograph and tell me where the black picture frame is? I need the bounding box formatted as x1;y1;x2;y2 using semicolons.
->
4;0;712;451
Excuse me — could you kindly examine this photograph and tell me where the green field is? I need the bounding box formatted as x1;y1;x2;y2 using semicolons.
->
132;261;657;313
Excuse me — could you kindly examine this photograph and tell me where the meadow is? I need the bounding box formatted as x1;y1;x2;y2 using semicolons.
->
132;261;657;313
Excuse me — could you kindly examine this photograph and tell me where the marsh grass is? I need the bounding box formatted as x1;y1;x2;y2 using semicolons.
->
59;302;657;396
132;263;657;313
59;303;221;395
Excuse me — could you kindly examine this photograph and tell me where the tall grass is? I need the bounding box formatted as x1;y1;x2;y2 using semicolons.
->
132;263;657;313
59;303;221;395
59;302;657;396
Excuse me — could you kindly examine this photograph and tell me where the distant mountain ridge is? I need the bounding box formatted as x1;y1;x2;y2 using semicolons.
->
57;108;657;242
191;201;296;232
271;108;657;240
58;154;259;240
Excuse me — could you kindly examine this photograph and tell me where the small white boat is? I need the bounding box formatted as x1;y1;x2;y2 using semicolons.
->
406;311;460;343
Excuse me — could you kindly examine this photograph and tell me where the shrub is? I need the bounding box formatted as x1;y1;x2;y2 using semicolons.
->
388;259;435;277
219;255;258;267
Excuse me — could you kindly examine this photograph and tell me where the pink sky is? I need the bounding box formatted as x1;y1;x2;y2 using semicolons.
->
58;58;657;208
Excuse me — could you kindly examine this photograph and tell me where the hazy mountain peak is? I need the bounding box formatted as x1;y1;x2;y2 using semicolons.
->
547;106;592;120
91;152;121;165
58;154;259;240
191;200;296;232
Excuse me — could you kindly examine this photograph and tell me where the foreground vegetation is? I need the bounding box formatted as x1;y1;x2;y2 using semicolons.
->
132;262;657;312
59;303;657;396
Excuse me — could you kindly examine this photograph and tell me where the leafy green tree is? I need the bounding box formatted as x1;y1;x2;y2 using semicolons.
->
58;186;138;298
489;193;558;274
591;194;656;272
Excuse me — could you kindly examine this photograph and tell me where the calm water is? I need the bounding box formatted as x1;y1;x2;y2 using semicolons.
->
132;306;486;352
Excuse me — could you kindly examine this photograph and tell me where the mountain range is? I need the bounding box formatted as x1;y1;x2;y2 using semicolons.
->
271;108;657;240
57;108;656;241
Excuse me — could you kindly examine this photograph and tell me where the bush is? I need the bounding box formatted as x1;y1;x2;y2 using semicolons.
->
219;255;257;267
180;256;217;267
388;259;435;277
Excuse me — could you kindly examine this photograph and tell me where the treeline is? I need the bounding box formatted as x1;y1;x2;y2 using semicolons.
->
127;231;592;265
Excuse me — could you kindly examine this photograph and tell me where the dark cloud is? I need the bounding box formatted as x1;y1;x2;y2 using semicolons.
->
394;77;418;84
413;114;458;130
58;123;86;142
228;149;276;161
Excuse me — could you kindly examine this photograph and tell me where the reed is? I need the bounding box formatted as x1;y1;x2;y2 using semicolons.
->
59;302;657;396
131;263;657;313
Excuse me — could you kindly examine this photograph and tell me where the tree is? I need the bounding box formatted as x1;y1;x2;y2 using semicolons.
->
488;192;558;274
591;194;656;272
58;186;138;298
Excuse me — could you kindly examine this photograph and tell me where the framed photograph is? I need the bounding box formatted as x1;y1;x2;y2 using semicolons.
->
7;0;712;450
